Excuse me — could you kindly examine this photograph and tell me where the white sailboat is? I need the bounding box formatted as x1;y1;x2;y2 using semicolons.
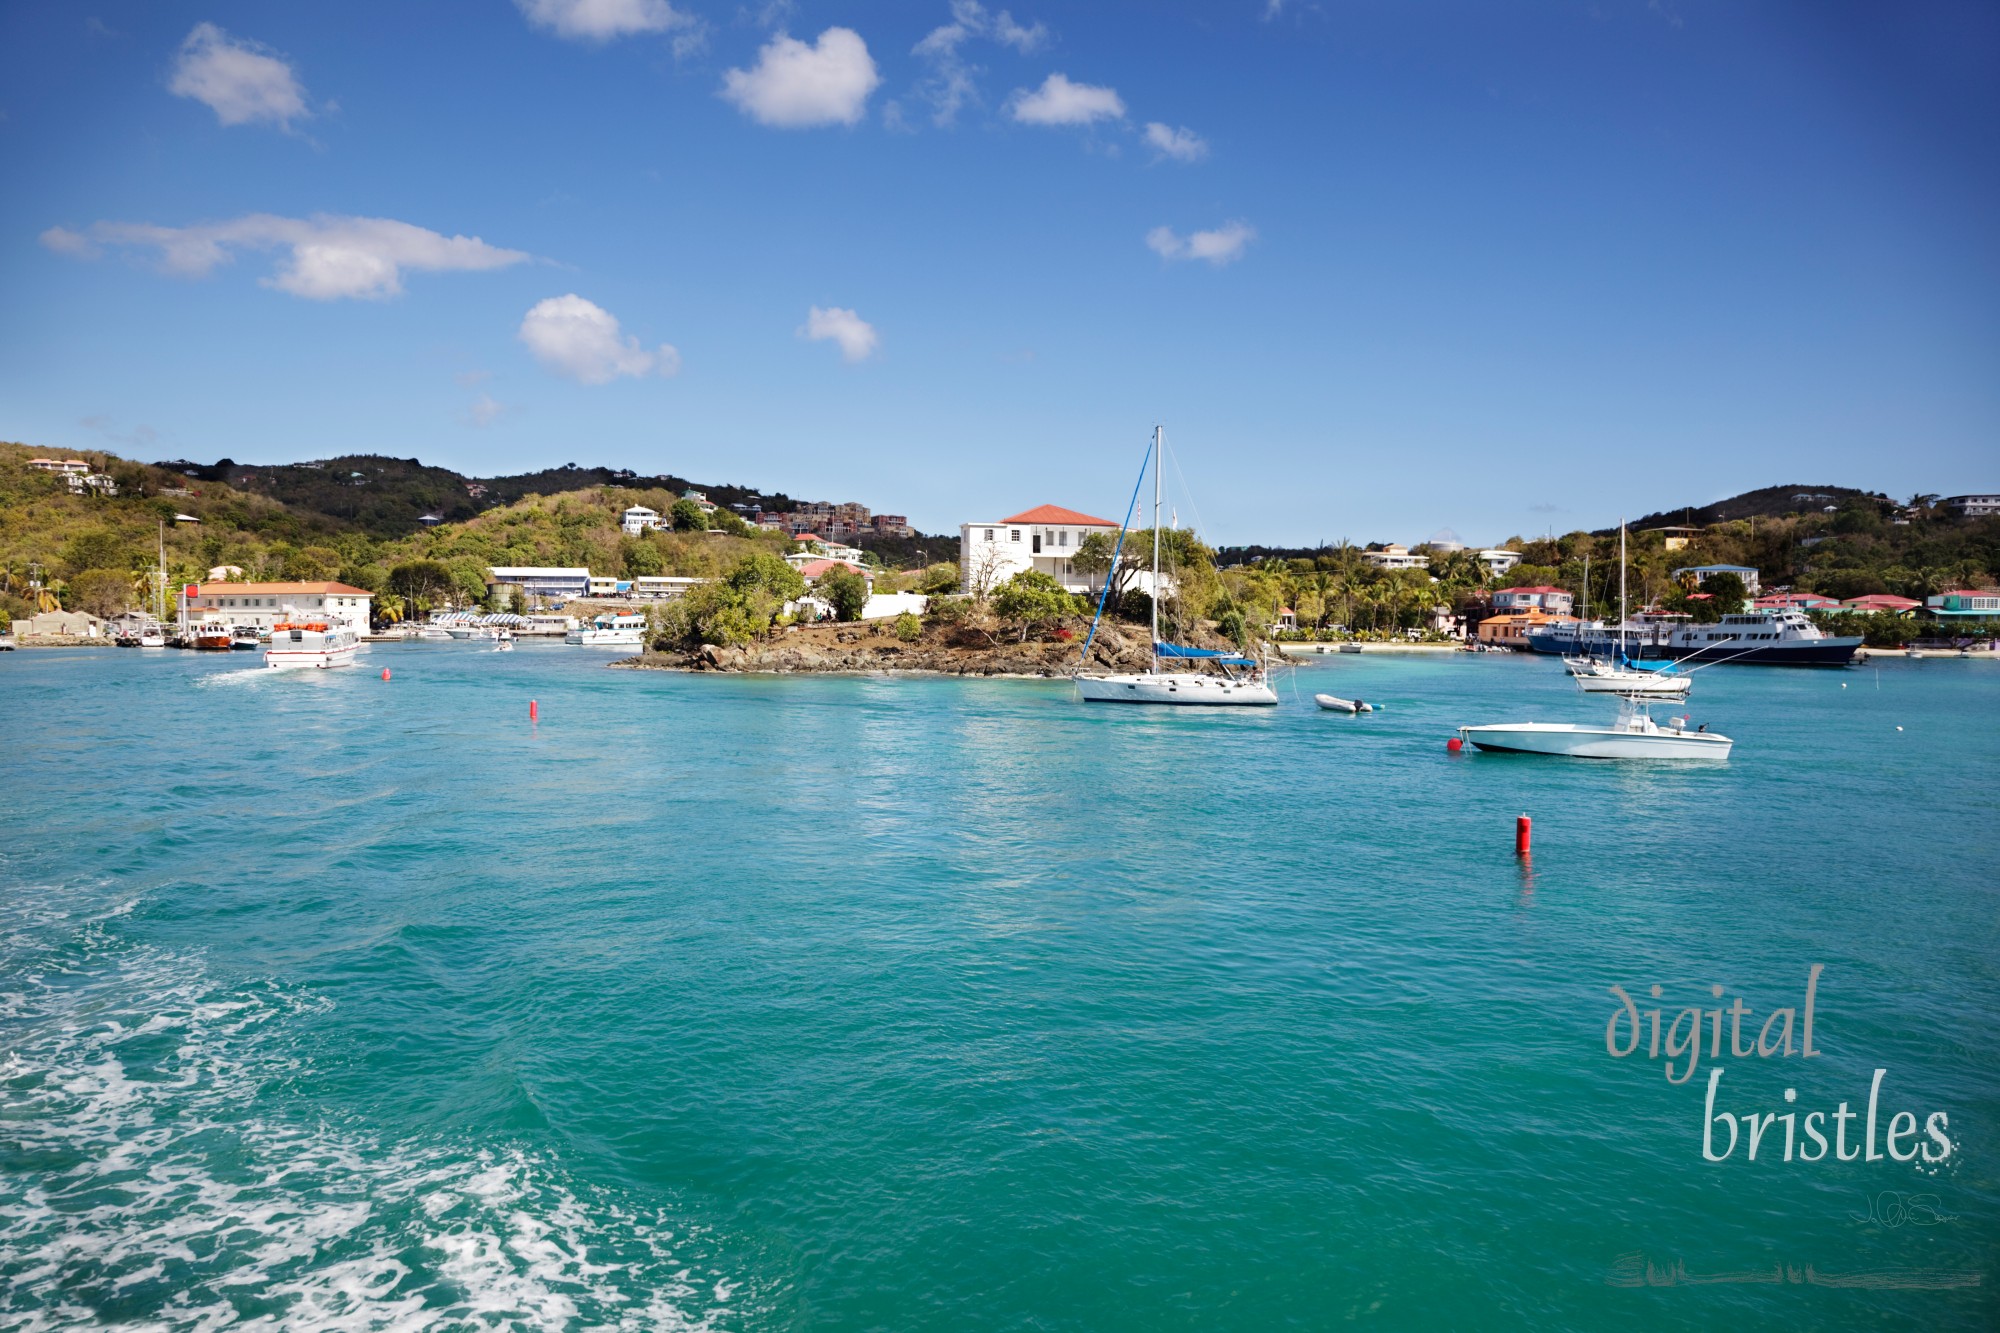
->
1075;427;1277;706
1568;523;1689;696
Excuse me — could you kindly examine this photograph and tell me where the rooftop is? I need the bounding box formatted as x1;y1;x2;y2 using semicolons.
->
191;581;374;596
999;504;1119;527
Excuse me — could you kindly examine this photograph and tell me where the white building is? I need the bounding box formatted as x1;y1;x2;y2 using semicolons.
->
486;567;591;601
1476;548;1522;577
179;581;374;635
1943;494;2000;518
786;535;868;569
621;505;663;535
960;504;1122;594
1362;544;1430;571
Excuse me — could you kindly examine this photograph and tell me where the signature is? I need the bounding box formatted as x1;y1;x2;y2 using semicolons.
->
1609;1253;1982;1291
1851;1191;1957;1229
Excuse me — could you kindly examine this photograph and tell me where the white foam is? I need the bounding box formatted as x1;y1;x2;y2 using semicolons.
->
0;939;748;1330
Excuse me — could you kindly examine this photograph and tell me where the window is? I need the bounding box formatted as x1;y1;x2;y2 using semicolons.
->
1059;530;1069;548
983;528;994;541
1010;529;1020;542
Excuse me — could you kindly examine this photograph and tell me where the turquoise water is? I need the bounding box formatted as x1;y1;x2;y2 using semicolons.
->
2;643;1996;1330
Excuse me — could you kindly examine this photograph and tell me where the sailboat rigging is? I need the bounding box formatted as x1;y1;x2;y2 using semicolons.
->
1073;427;1278;706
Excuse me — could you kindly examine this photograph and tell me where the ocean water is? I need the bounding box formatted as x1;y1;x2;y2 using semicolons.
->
2;642;1995;1331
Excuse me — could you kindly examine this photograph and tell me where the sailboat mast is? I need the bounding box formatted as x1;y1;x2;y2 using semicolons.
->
157;519;167;623
1150;425;1162;673
1619;520;1628;662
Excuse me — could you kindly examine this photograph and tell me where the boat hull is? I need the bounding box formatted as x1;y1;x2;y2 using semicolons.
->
1572;673;1690;695
1457;722;1732;759
1524;632;1859;665
565;630;645;646
1077;673;1278;705
1313;693;1373;712
263;645;359;670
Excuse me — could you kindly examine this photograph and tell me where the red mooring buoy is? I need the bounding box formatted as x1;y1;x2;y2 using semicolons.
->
1516;814;1532;857
529;699;539;722
1446;736;1463;753
381;668;391;681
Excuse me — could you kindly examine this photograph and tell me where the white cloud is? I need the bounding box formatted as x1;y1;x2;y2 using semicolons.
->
41;213;529;300
1145;220;1256;266
1008;73;1124;127
168;23;308;128
798;306;879;363
721;28;880;128
520;295;679;384
1143;122;1208;163
910;2;1047;126
516;0;699;43
465;394;508;427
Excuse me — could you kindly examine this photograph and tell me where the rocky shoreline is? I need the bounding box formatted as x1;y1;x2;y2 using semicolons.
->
611;618;1204;677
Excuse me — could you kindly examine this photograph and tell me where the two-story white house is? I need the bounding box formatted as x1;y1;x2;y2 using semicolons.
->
959;505;1123;594
1476;548;1521;577
1491;585;1575;615
621;505;662;535
179;582;375;635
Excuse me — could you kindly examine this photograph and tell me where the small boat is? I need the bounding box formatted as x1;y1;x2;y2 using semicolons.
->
1337;643;1363;654
1569;659;1691;696
192;621;234;651
114;630;141;647
229;625;262;650
1458;697;1732;760
1314;693;1374;713
263;620;360;670
415;624;455;641
566;612;648;646
138;627;167;648
493;629;514;652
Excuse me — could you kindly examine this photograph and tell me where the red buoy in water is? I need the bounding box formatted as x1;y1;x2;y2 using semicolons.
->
529;699;539;722
381;668;391;681
1446;736;1463;753
1516;814;1532;856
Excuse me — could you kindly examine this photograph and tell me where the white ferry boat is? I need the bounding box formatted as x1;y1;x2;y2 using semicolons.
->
565;612;648;647
263;620;360;670
1525;608;1860;666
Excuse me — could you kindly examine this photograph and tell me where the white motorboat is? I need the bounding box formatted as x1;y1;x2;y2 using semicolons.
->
1459;697;1732;760
264;620;360;670
493;629;514;652
229;625;262;650
1314;693;1374;713
566;612;648;646
1074;426;1278;707
416;624;455;641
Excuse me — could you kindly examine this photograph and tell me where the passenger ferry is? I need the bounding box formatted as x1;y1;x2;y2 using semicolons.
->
565;611;648;646
263;620;360;670
191;621;235;651
1524;608;1860;666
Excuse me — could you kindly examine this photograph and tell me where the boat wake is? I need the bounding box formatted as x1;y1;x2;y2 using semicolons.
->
0;913;747;1331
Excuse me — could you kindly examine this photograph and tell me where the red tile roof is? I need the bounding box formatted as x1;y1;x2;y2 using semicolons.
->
799;559;867;579
999;504;1119;527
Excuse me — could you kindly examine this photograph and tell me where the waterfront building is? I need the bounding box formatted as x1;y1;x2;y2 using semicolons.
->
1492;585;1575;616
1924;589;2000;619
1838;594;1920;615
178;582;374;635
1477;610;1576;647
485;566;591;602
10;610;107;638
622;506;663;535
1673;563;1762;596
632;576;707;598
959;504;1121;594
1942;494;2000;518
1362;544;1429;571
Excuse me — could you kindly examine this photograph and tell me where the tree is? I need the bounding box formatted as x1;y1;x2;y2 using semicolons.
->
671;498;708;531
816;565;869;621
388;559;454;608
916;562;960;596
68;567;133;618
284;545;343;581
60;530;128;578
725;551;806;603
991;569;1078;641
1702;571;1748;614
622;537;664;577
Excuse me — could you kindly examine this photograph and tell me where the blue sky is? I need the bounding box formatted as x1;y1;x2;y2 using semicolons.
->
2;1;1994;545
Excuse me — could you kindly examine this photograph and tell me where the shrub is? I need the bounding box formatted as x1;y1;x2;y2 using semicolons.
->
894;611;922;642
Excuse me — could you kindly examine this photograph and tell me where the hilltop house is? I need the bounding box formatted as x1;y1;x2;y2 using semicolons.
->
959;505;1123;594
1673;564;1762;596
1362;544;1429;571
621;505;663;535
1942;494;2000;518
1475;549;1521;577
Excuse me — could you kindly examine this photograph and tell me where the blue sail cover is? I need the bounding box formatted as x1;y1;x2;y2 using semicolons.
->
1618;656;1680;673
1155;642;1259;667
